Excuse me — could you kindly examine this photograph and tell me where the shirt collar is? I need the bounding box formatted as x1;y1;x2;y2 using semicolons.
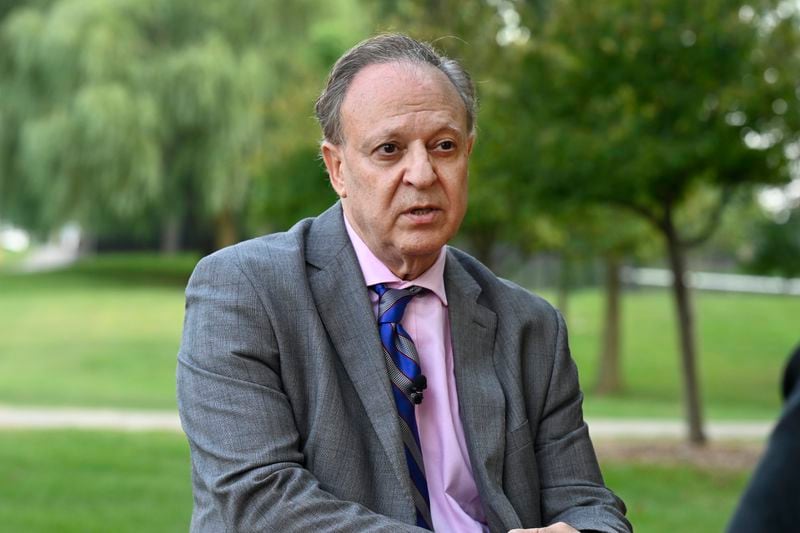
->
343;212;448;306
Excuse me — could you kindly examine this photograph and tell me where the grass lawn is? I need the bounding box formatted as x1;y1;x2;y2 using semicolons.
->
0;429;750;532
0;254;196;409
601;458;748;532
0;430;192;533
1;252;797;419
562;288;799;420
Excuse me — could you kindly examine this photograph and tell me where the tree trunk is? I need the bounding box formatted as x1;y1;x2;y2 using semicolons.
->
214;209;238;250
160;214;182;255
596;253;623;395
663;211;707;445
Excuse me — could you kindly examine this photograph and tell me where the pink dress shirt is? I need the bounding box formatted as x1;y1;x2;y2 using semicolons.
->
344;216;489;532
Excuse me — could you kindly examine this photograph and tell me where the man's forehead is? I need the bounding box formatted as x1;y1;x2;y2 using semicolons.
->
345;62;450;101
339;61;467;137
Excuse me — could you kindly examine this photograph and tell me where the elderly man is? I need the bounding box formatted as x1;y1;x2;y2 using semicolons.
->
177;34;631;532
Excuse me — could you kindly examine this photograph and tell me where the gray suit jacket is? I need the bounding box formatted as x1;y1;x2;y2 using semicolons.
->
177;203;630;532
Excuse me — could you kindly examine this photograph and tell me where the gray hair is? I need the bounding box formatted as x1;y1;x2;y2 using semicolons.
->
315;33;477;144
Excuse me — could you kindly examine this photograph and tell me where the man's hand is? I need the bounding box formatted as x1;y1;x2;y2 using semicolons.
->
509;522;580;533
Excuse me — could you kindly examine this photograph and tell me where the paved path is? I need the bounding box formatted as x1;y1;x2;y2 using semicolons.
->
0;405;774;439
587;418;773;440
0;405;181;432
16;244;78;272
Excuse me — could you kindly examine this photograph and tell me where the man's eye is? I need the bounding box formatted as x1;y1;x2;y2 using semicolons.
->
379;143;398;154
438;140;455;150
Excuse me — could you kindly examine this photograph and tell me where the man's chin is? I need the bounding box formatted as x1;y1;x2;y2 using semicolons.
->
388;227;457;269
397;240;448;262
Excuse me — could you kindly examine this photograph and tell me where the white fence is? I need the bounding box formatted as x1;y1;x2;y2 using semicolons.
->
622;267;800;296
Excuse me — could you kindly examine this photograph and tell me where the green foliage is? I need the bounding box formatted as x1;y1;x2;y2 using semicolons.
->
2;0;260;241
745;207;800;277
0;0;363;247
245;0;372;235
3;0;798;256
513;0;792;220
249;146;336;232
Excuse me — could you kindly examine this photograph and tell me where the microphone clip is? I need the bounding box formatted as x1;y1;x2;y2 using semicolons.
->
410;374;427;404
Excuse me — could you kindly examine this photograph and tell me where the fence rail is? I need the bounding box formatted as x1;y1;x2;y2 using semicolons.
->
622;267;800;296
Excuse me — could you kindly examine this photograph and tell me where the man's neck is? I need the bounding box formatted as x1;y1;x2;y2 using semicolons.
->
342;213;441;281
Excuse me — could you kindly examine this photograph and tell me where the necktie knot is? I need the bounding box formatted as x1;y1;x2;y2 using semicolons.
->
373;283;424;325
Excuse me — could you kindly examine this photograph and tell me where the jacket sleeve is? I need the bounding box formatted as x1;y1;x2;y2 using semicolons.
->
534;310;632;533
176;250;426;532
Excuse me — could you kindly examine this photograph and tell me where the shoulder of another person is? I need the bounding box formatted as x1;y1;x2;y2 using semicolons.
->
783;345;800;400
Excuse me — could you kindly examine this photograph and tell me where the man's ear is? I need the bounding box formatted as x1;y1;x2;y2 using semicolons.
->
466;132;476;156
321;141;347;198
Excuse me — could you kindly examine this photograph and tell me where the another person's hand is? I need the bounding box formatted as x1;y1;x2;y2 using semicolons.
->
509;522;579;533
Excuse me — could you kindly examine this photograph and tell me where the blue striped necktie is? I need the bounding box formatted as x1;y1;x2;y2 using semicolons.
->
372;283;433;530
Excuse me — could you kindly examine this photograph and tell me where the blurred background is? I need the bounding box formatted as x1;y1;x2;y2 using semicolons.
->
1;0;799;531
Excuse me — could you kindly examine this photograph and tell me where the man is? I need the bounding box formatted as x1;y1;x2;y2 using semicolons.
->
177;34;631;532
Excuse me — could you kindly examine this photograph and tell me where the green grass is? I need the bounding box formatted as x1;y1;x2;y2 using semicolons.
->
0;248;29;270
0;429;750;532
0;253;197;409
0;430;191;533
0;252;797;419
561;289;799;420
601;459;748;532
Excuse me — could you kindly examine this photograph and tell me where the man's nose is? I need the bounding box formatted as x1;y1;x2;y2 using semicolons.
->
403;144;437;188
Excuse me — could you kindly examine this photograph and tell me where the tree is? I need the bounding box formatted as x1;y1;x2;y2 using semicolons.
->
507;0;795;443
553;206;658;395
0;0;327;250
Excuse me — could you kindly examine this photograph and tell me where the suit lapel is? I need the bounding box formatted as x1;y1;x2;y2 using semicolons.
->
445;250;517;532
306;203;413;513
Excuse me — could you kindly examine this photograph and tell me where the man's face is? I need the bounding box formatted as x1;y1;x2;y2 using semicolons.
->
322;61;474;279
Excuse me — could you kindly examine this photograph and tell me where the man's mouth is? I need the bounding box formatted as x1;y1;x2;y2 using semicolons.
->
402;206;441;224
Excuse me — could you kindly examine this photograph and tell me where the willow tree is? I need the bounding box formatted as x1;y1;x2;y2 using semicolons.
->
0;0;324;250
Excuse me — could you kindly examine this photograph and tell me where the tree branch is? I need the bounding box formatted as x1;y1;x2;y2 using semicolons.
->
679;185;735;249
607;197;666;231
